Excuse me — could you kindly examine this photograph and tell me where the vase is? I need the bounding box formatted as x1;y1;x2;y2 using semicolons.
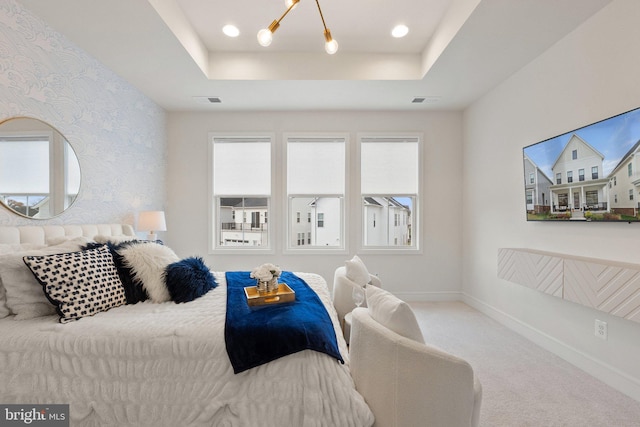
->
266;277;279;294
257;277;279;295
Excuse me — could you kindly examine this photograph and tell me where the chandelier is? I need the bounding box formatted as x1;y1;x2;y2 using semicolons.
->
257;0;339;54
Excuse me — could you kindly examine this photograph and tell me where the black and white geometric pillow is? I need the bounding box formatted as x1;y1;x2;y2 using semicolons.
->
23;245;126;323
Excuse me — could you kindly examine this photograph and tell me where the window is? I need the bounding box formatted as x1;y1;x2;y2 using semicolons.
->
558;193;568;208
360;135;420;249
630;189;634;201
572;150;577;160
556;173;562;185
296;212;300;223
287;136;346;250
629;163;633;177
615;194;618;203
526;191;533;205
586;191;598;206
529;173;534;184
614;176;617;186
579;169;585;182
317;213;325;227
592;166;598;180
567;171;573;183
211;135;271;250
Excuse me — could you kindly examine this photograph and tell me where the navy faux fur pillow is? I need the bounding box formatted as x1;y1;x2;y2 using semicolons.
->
165;257;217;303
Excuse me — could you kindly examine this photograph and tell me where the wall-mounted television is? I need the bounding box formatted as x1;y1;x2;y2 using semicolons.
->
523;107;640;222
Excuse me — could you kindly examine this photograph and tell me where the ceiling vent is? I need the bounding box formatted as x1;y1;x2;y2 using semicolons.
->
411;96;441;104
193;96;222;104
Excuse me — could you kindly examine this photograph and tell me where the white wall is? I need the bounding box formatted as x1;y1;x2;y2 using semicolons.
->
0;0;166;226
463;0;640;400
166;110;463;299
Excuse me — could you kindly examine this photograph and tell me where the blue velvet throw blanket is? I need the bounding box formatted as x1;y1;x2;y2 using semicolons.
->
225;271;344;374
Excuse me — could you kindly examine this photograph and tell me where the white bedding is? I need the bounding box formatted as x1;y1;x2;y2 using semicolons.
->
0;272;374;427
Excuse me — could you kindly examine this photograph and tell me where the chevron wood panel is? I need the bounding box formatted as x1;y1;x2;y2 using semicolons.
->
497;248;563;297
564;258;640;324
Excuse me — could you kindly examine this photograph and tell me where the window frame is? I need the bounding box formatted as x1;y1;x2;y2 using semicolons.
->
357;133;422;254
283;133;349;254
209;133;275;254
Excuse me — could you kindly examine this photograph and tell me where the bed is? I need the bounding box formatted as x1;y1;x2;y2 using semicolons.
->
0;224;374;427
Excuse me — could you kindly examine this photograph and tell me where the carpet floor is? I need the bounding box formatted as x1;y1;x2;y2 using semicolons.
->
408;301;640;427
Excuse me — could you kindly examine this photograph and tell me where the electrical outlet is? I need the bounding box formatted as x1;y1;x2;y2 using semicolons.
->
595;319;607;340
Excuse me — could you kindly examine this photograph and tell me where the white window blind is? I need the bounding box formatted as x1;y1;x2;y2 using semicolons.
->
361;138;419;194
0;139;49;193
287;138;345;194
213;137;271;195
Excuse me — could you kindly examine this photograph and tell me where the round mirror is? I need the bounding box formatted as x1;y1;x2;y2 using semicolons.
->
0;117;81;219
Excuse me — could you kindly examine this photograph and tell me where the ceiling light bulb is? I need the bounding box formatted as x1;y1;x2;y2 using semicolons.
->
391;24;409;38
285;0;299;9
257;28;273;47
325;39;339;54
222;25;240;38
323;29;338;54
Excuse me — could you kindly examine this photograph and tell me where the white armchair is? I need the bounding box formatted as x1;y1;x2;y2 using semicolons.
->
349;306;482;427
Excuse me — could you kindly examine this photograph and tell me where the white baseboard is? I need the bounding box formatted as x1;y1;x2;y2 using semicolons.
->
396;290;462;302
461;292;640;403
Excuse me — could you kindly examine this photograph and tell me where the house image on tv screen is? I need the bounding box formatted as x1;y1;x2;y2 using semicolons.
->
549;134;608;217
524;154;553;214
523;106;640;222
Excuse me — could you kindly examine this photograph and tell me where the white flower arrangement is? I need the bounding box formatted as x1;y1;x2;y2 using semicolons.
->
250;263;282;282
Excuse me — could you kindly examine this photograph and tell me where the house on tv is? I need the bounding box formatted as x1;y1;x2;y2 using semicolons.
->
607;139;640;217
523;154;553;214
549;134;608;213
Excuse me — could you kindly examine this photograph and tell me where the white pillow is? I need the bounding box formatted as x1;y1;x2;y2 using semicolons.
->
118;243;179;303
94;234;138;244
365;285;425;343
345;255;370;287
0;277;8;318
46;236;93;246
0;240;86;320
0;243;48;318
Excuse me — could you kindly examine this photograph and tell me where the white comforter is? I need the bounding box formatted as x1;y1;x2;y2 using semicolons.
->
0;272;374;427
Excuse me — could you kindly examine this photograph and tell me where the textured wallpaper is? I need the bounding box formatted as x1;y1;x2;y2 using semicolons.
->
0;0;166;226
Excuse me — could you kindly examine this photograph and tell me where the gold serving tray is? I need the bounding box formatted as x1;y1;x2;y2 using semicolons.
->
244;283;296;307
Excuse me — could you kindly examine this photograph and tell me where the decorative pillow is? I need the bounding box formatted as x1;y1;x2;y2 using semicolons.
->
345;255;370;287
82;241;150;304
93;235;138;244
0;278;8;319
365;285;425;343
165;257;217;303
0;243;47;318
46;236;93;247
0;240;87;320
118;242;180;303
23;245;126;323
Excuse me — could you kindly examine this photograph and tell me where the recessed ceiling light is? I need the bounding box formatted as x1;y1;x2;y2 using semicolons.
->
223;25;240;38
411;96;441;104
193;96;222;104
391;24;409;38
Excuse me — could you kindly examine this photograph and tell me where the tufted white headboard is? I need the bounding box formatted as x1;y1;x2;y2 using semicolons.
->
0;224;136;245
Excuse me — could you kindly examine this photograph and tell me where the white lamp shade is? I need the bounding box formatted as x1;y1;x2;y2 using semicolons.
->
138;211;167;232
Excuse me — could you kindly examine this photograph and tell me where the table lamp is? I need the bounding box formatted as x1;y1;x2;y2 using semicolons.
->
138;210;166;241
